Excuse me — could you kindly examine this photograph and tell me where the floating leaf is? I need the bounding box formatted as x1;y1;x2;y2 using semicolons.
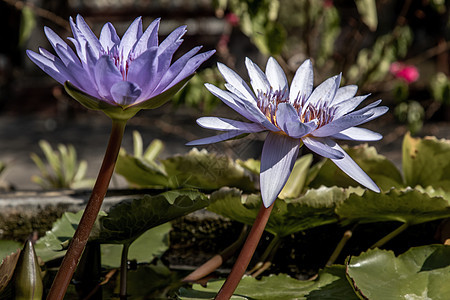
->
402;133;450;190
161;148;256;191
310;144;403;191
208;187;345;237
93;189;209;244
346;245;450;300
34;210;84;262
179;265;358;299
101;223;171;268
336;188;450;225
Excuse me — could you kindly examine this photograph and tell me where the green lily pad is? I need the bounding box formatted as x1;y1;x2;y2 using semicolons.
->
403;133;450;190
346;245;450;300
101;222;171;268
208;187;346;237
161;149;256;192
34;210;85;262
178;265;358;299
336;188;450;225
310;144;403;191
93;189;209;244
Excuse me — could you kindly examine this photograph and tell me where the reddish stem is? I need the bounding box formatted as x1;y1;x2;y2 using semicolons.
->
215;203;274;300
47;120;126;300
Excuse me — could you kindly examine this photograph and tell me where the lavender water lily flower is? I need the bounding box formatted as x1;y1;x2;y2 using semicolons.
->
188;57;388;208
27;15;215;120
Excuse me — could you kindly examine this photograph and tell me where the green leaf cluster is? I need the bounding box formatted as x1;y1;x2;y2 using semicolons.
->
116;131;257;192
30;140;94;189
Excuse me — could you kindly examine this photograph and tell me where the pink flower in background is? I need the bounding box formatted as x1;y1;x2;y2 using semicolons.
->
390;62;419;84
225;13;240;27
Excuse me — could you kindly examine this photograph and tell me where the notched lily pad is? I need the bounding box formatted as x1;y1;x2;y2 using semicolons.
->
310;144;403;191
178;266;358;299
346;245;450;300
208;186;346;237
93;189;209;244
403;133;450;190
336;188;450;225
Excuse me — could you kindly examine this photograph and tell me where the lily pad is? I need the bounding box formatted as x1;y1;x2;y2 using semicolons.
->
93;189;209;244
336;188;450;225
101;222;171;268
346;245;450;300
178;265;358;299
161;148;256;192
34;210;85;262
310;144;403;191
208;187;346;237
402;133;450;190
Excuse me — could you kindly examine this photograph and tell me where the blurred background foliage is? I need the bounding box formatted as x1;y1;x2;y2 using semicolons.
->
0;0;449;130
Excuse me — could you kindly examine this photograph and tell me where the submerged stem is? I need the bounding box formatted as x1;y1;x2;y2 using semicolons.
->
215;203;274;300
120;244;130;300
370;222;409;249
47;119;126;300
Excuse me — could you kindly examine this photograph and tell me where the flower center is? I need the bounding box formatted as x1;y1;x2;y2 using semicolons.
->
256;88;336;128
106;47;134;80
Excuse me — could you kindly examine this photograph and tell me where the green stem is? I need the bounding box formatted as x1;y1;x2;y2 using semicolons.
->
120;244;130;300
215;203;274;300
47;119;126;300
370;222;409;249
326;225;356;266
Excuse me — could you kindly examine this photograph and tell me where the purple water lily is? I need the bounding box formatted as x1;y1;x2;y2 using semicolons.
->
27;15;214;111
188;57;388;207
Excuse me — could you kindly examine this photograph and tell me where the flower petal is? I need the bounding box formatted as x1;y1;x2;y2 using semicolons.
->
44;27;80;66
303;74;341;113
196;117;265;132
276;103;317;138
245;57;270;94
265;57;288;92
110;81;142;106
311;113;374;137
302;136;345;159
186;131;247;146
333;85;358;104
99;22;120;51
260;132;300;207
159;25;187;53
217;62;256;101
127;47;158;100
331;127;382;141
330;143;380;192
133;18;160;56
74;15;103;58
289;59;313;104
119;17;143;59
332;94;370;119
162;50;216;93
94;55;122;100
204;84;259;123
26;50;74;85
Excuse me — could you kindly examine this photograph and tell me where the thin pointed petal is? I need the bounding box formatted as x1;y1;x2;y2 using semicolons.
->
331;127;382;141
134;18;160;56
330;143;380;192
265;57;288;92
333;85;358;104
260;132;300;207
289;59;314;104
75;15;102;58
99;22;120;51
312;112;374;137
186;131;246;146
304;74;341;111
119;17;143;58
302;136;344;159
245;57;270;94
94;55;122;100
196;117;265;132
217;62;256;101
